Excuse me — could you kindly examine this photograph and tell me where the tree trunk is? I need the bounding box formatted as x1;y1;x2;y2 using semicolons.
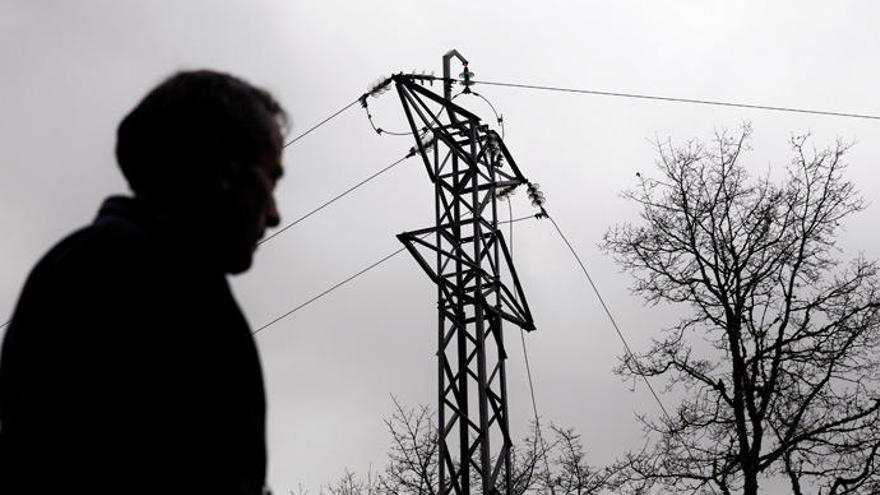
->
743;465;759;495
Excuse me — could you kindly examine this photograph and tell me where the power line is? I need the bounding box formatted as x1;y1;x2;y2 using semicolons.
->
545;215;672;414
2;162;535;333
251;214;540;337
252;244;407;336
362;99;411;136
0;95;369;329
546;213;721;494
508;200;556;492
509;203;543;423
259;152;413;245
283;98;362;148
505;214;535;225
283;74;880;154
259;146;535;248
283;75;880;153
469;79;880;121
0;153;413;330
452;90;506;139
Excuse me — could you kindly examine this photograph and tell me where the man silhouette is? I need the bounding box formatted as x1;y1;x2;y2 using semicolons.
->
0;70;286;494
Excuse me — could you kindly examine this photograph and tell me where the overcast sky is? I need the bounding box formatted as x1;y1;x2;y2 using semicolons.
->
3;1;880;492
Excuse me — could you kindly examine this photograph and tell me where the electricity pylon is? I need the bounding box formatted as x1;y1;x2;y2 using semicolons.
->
394;50;536;495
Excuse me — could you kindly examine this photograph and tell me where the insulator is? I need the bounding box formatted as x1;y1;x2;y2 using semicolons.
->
368;78;391;98
419;129;435;151
460;67;475;93
496;186;516;200
490;147;504;167
410;70;436;86
526;183;546;207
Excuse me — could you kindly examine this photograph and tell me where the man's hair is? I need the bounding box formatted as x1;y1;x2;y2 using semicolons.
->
116;70;287;197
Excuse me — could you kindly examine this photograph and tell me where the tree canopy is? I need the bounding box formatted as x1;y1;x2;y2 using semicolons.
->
604;126;880;495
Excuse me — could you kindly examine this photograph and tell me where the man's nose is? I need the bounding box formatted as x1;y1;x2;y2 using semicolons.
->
266;197;281;228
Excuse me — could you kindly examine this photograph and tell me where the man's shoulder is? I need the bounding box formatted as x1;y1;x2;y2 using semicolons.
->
31;210;156;284
2;200;170;373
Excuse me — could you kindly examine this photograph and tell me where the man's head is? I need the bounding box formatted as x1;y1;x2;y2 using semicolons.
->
116;70;287;274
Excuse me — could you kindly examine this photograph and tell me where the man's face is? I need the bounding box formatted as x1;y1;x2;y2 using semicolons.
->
216;136;284;275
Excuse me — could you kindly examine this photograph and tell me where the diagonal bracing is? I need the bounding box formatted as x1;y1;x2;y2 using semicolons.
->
393;50;537;495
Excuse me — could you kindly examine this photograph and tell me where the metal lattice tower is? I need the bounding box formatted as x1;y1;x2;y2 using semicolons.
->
395;50;536;495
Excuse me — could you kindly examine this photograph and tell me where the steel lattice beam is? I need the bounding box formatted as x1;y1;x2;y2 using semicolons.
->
393;52;536;495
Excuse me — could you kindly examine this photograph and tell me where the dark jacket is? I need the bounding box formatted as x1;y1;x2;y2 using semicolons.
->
0;196;267;494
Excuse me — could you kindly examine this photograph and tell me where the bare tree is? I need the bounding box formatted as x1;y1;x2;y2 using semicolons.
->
326;469;376;495
379;397;439;495
318;399;611;494
542;426;618;495
603;125;880;494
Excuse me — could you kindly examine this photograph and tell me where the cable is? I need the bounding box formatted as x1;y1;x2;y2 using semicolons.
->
1;153;414;337
0;165;533;331
546;214;672;416
508;199;556;492
452;91;506;139
285;77;880;149
4;152;412;329
509;202;543;425
546;213;721;494
456;78;880;121
505;214;537;225
473;91;505;139
362;99;411;136
283;98;362;148
251;214;540;336
520;320;555;492
259;153;413;246
508;201;515;259
252;244;407;336
472;91;506;139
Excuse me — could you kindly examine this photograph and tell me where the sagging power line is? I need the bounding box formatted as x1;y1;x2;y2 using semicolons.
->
462;78;880;121
259;152;414;245
545;212;718;495
545;214;672;418
283;98;361;148
284;68;880;153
